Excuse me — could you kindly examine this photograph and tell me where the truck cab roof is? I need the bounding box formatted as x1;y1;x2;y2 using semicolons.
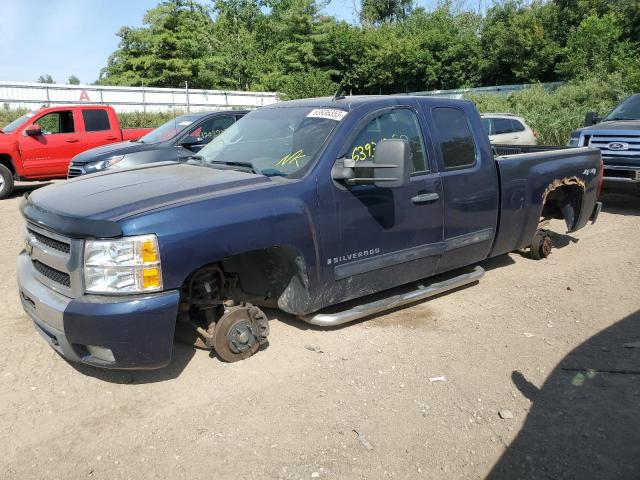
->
268;95;474;111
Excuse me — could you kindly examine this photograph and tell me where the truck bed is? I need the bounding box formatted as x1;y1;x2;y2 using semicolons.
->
490;146;601;257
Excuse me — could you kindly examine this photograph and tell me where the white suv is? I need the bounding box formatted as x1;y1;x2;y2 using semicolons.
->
481;113;537;145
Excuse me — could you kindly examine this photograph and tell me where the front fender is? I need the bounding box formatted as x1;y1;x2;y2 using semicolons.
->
119;182;321;298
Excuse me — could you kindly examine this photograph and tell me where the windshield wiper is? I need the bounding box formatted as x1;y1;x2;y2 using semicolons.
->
190;156;257;173
260;168;287;177
603;117;637;121
209;160;257;172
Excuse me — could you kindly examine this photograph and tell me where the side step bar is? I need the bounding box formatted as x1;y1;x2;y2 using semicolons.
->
300;265;485;327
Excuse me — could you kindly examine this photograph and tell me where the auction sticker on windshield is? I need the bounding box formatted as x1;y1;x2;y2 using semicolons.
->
307;108;348;121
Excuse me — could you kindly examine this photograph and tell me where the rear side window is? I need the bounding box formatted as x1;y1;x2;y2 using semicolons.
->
82;109;110;132
493;118;514;135
432;107;476;169
511;119;525;132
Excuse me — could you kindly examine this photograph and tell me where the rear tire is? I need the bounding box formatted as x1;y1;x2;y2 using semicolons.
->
530;230;552;260
0;164;14;200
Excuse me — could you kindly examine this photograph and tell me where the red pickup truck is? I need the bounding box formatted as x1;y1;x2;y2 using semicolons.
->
0;105;152;199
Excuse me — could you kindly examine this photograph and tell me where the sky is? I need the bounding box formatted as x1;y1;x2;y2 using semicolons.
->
0;0;440;85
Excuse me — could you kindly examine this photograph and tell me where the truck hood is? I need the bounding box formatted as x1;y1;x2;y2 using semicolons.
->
25;162;275;227
71;140;161;163
0;131;17;143
580;120;640;133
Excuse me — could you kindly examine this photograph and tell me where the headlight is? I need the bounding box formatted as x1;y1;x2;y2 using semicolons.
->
568;132;581;147
83;234;162;294
84;155;125;173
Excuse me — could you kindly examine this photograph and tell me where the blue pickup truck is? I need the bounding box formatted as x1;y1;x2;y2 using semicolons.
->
17;96;603;368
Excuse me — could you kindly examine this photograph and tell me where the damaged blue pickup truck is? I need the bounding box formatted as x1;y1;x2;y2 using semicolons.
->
17;95;603;368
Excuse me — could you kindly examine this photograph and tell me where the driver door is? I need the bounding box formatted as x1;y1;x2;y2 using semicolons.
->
317;105;444;306
18;109;84;178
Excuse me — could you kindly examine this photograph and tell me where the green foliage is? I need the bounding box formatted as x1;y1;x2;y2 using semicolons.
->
278;69;338;99
467;76;633;145
37;74;55;84
67;75;81;85
96;0;640;99
99;0;218;88
556;13;639;83
0;105;28;129
481;1;562;84
360;0;413;26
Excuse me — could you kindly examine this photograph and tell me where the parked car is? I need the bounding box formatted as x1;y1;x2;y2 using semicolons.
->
569;93;640;196
68;110;247;178
481;113;537;145
17;95;602;369
0;105;152;199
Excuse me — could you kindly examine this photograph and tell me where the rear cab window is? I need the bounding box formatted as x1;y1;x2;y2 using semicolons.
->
82;109;111;132
432;107;477;170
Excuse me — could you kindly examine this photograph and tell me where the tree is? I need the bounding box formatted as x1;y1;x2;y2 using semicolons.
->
37;74;55;84
360;0;413;25
67;75;80;85
99;0;219;88
278;69;338;99
556;13;636;81
480;1;562;85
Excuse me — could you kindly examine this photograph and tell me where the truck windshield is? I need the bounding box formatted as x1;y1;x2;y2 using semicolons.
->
196;106;345;177
603;95;640;121
138;114;202;143
1;112;35;133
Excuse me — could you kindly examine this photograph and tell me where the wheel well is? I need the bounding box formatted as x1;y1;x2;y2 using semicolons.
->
541;178;585;232
180;246;311;315
0;154;16;175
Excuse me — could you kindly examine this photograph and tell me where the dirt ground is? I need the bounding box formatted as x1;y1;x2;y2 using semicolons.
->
1;183;639;480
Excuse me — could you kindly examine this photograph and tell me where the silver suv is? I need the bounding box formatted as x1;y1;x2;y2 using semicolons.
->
481;113;537;145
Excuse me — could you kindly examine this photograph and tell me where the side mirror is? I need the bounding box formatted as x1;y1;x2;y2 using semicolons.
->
180;135;201;147
331;138;411;189
25;125;42;136
180;135;204;153
584;111;601;127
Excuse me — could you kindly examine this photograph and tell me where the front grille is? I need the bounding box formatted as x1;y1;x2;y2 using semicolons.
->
28;229;70;254
589;135;640;156
68;166;83;178
32;260;71;288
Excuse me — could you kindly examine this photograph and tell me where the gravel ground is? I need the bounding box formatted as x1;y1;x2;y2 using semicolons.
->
1;183;639;480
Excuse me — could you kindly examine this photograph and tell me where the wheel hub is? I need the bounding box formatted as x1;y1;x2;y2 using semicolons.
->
227;320;258;353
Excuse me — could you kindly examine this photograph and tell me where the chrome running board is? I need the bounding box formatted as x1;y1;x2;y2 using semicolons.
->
300;266;485;327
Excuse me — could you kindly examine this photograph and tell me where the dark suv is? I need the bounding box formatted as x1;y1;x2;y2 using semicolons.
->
68;110;247;177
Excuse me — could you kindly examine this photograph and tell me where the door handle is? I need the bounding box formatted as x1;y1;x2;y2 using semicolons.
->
106;136;118;140
411;192;439;204
65;138;79;143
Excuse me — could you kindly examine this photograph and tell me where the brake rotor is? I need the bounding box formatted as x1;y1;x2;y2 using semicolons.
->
212;306;267;362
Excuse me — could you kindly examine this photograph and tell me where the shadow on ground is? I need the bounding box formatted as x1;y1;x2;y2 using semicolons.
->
488;309;640;479
9;182;52;199
69;340;196;385
601;192;640;216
